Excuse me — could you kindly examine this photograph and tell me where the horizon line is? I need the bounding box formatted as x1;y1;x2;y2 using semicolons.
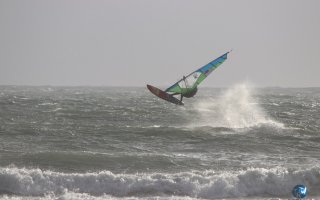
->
1;84;320;89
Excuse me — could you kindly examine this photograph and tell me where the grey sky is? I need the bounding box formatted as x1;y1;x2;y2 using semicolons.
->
0;0;319;87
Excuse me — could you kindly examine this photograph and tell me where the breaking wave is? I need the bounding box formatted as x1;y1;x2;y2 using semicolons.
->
190;83;283;129
0;166;319;199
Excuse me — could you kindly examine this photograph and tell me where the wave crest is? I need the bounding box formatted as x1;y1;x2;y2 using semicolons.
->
0;167;319;199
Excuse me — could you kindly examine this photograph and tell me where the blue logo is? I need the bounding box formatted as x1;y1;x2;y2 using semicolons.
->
292;184;308;199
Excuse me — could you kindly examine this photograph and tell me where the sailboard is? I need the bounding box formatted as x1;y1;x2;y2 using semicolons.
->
147;84;184;105
147;51;231;105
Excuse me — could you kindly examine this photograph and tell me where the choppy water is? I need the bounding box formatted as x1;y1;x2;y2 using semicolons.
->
0;84;319;199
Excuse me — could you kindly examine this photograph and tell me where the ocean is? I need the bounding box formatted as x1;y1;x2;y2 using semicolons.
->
0;84;319;200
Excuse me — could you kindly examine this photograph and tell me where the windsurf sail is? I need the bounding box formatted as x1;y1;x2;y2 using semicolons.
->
165;51;230;94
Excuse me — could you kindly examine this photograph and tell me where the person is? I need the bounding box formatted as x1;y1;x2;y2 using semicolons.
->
180;75;187;102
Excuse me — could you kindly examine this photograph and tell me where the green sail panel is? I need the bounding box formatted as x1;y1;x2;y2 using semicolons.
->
167;84;182;93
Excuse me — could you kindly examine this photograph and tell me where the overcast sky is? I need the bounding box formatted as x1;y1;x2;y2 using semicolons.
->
0;0;319;87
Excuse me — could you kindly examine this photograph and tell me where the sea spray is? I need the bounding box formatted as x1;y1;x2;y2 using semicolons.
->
190;83;282;128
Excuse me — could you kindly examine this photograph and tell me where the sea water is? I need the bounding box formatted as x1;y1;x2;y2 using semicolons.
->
0;84;319;199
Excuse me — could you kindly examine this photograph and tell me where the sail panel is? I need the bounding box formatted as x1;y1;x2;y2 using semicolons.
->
177;72;202;89
199;53;227;76
167;84;182;93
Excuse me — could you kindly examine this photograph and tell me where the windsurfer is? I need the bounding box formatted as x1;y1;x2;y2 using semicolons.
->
147;51;230;105
180;76;187;102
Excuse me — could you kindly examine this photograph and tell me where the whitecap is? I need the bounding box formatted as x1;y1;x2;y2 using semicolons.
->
0;166;319;199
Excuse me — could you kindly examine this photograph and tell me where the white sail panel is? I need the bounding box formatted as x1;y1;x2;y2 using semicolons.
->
178;72;202;89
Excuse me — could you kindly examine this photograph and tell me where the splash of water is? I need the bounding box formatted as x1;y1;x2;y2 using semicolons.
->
190;83;282;129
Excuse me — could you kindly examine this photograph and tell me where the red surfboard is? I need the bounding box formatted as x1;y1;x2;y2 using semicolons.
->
147;84;184;105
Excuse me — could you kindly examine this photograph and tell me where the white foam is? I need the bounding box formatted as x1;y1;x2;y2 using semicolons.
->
189;83;283;129
0;193;200;200
0;166;319;199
